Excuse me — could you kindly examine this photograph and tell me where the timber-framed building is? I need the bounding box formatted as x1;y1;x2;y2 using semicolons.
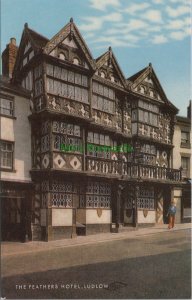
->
1;19;184;241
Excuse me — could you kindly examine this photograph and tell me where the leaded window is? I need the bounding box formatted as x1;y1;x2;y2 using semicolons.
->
52;121;82;153
46;64;88;87
86;182;111;208
87;131;114;159
92;81;115;114
50;181;79;207
135;143;156;165
137;187;154;210
46;64;89;103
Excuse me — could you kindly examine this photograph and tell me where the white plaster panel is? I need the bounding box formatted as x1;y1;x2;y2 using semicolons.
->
173;189;182;197
138;210;156;223
52;209;72;226
0;117;14;140
86;209;111;224
40;209;47;226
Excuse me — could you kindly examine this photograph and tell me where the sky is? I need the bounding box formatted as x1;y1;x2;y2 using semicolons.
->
1;0;191;116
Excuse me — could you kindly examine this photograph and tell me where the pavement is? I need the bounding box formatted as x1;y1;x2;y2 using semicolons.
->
1;223;191;257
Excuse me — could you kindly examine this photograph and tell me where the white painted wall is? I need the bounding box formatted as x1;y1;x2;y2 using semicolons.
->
0;92;31;182
173;122;191;177
138;210;156;223
52;209;73;226
86;209;111;224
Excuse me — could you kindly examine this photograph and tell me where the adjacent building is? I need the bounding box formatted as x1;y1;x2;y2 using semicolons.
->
0;19;185;241
0;43;32;240
173;101;191;222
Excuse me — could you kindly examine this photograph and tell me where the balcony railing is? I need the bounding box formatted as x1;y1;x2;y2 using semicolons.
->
86;157;182;181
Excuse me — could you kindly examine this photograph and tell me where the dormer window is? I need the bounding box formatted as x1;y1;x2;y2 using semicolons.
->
140;86;145;94
73;57;80;65
110;75;115;82
100;71;105;78
149;89;154;97
59;53;65;60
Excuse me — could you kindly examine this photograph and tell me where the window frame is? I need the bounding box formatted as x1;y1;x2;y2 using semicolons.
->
181;156;190;178
0;140;14;171
0;94;15;118
181;131;190;148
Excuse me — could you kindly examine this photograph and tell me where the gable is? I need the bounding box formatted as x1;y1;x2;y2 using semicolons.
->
133;75;163;102
95;48;126;87
13;24;48;79
62;36;78;48
43;19;95;70
13;32;35;78
130;64;168;103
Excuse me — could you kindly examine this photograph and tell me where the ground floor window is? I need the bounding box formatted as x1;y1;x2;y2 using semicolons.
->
137;187;154;210
85;182;111;208
49;181;75;207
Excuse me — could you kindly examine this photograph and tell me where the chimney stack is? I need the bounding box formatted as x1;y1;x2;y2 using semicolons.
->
2;37;18;78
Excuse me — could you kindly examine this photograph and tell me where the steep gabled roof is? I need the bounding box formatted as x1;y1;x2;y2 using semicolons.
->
12;23;49;78
95;47;126;87
128;67;147;82
27;27;49;49
128;63;178;112
43;18;96;70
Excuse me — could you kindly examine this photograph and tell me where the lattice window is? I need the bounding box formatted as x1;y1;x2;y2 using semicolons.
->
87;132;118;159
53;121;60;133
137;198;154;210
51;193;72;207
50;181;79;207
100;196;111;208
137;187;154;210
68;71;75;84
41;180;49;192
92;81;115;113
82;75;88;87
86;182;111;208
53;121;81;137
75;73;82;85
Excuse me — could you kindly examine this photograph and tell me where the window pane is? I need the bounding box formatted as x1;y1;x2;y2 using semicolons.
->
181;132;189;143
0;141;13;169
0;98;14;116
181;157;189;169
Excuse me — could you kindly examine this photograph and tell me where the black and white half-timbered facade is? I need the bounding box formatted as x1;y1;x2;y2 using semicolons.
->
1;19;184;241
